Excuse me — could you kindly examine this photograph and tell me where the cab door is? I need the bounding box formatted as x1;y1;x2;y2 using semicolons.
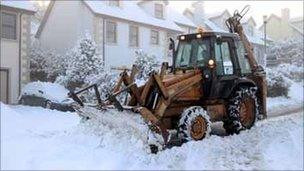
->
209;37;239;99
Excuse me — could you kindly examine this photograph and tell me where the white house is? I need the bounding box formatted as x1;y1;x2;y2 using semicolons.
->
35;0;196;69
0;1;36;104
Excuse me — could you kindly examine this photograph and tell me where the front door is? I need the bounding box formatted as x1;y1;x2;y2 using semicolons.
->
210;37;238;98
0;68;9;104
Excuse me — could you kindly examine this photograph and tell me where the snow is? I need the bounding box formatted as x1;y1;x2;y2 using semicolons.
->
1;102;302;170
21;81;69;102
267;82;303;115
0;0;36;12
84;1;182;32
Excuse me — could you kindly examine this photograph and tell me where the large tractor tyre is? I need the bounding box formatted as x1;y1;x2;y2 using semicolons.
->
178;106;211;142
224;87;259;135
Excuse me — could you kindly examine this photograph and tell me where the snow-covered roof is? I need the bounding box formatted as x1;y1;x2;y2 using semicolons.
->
167;7;196;28
84;1;182;32
204;19;227;32
0;0;36;13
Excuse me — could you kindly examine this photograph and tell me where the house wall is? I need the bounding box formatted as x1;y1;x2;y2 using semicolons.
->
0;10;32;104
261;16;301;41
39;1;94;54
95;17;169;69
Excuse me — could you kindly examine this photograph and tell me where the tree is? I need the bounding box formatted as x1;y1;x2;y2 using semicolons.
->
134;50;159;80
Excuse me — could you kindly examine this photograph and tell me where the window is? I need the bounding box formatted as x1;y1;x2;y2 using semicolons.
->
175;39;210;68
129;25;139;47
109;0;119;7
150;30;159;45
215;41;234;75
155;4;164;19
106;21;117;43
236;41;251;74
1;12;17;40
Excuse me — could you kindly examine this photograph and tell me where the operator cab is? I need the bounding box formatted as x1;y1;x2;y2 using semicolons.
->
171;31;252;77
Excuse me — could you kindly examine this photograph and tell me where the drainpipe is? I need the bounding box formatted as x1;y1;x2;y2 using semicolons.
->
18;13;23;96
102;18;105;66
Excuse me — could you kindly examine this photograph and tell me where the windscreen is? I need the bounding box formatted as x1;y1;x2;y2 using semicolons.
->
175;39;210;68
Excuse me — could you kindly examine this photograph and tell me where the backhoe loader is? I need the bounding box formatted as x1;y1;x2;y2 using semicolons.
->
69;6;267;153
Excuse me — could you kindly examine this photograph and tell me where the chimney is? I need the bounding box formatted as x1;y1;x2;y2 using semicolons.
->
281;8;290;21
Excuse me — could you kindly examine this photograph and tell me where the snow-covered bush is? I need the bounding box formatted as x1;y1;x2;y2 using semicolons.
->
30;44;66;82
266;68;291;97
134;50;159;80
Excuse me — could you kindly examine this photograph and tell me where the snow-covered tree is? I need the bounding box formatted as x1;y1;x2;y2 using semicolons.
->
56;34;106;90
267;38;303;67
134;50;159;80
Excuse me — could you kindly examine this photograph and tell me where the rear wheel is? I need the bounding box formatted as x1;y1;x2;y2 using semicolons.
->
224;87;258;134
178;106;211;142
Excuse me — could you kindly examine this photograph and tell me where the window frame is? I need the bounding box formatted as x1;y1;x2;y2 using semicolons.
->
1;12;17;40
129;25;139;47
154;3;164;19
106;20;117;44
150;30;159;45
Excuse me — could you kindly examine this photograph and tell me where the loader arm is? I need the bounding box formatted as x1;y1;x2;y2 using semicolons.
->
225;5;259;72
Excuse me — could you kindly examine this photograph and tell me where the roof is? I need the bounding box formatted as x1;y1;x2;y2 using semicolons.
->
204;19;227;32
208;9;231;20
167;7;196;28
289;23;303;34
0;0;36;13
84;1;182;32
289;17;303;23
242;17;257;26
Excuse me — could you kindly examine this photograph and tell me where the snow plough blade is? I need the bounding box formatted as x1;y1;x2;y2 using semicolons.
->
68;63;204;152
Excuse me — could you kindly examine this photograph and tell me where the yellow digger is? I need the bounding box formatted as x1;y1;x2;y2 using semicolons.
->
69;6;267;153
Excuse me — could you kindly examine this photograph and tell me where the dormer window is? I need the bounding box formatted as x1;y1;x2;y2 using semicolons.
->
155;3;164;19
109;0;119;7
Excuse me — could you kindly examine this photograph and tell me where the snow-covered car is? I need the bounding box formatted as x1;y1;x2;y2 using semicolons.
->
19;82;75;112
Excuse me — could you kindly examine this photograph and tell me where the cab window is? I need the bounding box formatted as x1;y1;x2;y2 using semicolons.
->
175;39;210;68
215;41;233;75
236;41;251;74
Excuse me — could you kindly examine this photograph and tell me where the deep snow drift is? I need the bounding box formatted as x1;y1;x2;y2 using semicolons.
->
1;102;303;170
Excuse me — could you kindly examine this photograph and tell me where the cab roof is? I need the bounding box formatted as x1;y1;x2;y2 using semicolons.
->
178;31;239;40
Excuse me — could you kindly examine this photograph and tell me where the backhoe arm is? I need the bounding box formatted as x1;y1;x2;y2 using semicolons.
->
225;6;259;72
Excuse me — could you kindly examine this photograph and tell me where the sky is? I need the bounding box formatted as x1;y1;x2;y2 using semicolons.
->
169;1;304;27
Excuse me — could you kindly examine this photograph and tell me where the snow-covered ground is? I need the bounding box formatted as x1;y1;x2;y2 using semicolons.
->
1;82;303;170
267;82;303;116
1;103;303;170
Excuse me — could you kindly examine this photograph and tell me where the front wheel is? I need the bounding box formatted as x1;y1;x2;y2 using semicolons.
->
178;106;211;142
224;87;259;135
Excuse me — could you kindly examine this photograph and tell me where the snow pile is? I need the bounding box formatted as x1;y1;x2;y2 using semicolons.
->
1;102;303;170
21;81;69;102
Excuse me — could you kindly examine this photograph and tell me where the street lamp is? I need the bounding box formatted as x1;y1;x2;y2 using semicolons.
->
263;15;267;67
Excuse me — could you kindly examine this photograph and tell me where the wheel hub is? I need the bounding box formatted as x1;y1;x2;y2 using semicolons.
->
190;116;207;140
